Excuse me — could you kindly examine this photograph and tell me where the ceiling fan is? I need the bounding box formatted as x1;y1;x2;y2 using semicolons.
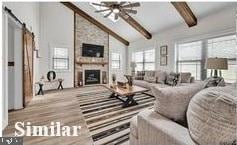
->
91;2;140;20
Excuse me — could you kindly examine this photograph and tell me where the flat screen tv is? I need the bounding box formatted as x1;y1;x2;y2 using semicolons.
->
82;43;104;58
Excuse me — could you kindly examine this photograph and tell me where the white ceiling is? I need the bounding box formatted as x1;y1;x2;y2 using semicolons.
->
74;2;236;42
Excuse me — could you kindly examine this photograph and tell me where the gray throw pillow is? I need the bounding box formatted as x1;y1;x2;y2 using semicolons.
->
166;72;180;86
151;82;205;122
144;71;156;83
180;72;192;83
135;71;145;80
155;70;167;84
204;77;226;88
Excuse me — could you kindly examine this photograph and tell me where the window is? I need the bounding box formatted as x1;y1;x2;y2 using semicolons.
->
177;41;202;80
207;35;236;83
176;34;236;83
111;53;120;69
53;47;69;70
132;49;155;71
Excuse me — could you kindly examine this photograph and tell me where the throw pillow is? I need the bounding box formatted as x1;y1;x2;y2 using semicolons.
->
151;82;205;123
135;71;145;80
166;72;180;86
180;72;192;83
137;71;145;76
204;77;226;88
155;70;167;84
144;71;156;83
187;86;237;145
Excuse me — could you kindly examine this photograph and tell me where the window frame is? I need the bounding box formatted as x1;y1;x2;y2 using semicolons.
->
51;46;70;72
176;34;236;82
176;41;203;80
111;52;121;69
132;49;155;71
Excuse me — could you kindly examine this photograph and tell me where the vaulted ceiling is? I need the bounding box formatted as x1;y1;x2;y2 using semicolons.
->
73;2;236;43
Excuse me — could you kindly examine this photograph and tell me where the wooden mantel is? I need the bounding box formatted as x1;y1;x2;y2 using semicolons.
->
76;61;108;67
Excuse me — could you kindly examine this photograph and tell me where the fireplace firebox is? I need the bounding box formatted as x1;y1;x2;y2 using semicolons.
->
85;70;100;85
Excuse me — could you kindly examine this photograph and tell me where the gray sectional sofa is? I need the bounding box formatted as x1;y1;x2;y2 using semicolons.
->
133;70;196;90
130;80;237;145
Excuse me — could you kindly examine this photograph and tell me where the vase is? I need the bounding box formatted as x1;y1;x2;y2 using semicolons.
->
112;74;116;84
125;75;133;87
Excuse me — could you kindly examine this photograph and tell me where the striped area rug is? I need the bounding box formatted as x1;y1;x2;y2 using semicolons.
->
76;86;155;145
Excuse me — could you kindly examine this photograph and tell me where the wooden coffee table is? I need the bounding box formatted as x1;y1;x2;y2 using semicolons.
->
103;85;149;108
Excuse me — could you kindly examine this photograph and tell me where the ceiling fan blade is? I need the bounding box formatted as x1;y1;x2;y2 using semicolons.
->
114;14;119;20
91;3;110;7
119;2;127;5
104;11;113;18
122;9;137;14
122;2;140;8
95;9;111;13
102;2;117;5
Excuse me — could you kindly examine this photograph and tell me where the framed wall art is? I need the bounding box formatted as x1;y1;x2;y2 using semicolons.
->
160;45;168;56
160;56;167;66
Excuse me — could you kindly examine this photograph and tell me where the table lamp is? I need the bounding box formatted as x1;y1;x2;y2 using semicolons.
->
205;57;228;78
130;62;137;76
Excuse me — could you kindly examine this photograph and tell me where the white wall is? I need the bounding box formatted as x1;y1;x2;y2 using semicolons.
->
109;35;128;82
128;6;236;73
39;2;74;89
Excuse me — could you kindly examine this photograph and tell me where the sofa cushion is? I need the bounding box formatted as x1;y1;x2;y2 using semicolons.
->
155;70;167;84
135;71;145;80
134;76;144;80
151;82;205;122
166;72;180;86
180;72;192;83
187;86;237;145
133;80;152;89
137;109;197;145
144;71;156;83
130;116;138;138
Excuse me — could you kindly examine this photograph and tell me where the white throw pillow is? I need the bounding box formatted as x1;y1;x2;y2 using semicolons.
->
151;82;205;122
187;86;237;145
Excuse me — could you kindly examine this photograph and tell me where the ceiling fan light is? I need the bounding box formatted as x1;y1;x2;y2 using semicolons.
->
113;8;120;14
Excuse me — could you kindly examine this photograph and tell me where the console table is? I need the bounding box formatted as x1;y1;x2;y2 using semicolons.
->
36;79;64;95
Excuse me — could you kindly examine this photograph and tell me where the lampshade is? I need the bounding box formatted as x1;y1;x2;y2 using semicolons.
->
205;58;228;70
130;62;137;68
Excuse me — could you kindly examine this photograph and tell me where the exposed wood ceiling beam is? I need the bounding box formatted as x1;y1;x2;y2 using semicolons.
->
119;13;152;39
61;2;129;46
171;2;197;27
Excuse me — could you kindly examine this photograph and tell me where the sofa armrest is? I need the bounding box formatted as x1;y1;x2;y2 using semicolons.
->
137;109;197;145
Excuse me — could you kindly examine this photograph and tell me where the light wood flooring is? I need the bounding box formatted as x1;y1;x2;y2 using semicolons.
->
3;88;94;145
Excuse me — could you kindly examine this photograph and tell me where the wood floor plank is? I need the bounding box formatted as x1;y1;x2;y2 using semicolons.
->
4;85;154;145
3;87;94;145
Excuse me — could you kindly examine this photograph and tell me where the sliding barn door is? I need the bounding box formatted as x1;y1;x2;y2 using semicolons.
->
23;27;34;107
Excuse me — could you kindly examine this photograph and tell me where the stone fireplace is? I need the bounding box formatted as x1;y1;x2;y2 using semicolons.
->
74;14;109;87
84;70;100;85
